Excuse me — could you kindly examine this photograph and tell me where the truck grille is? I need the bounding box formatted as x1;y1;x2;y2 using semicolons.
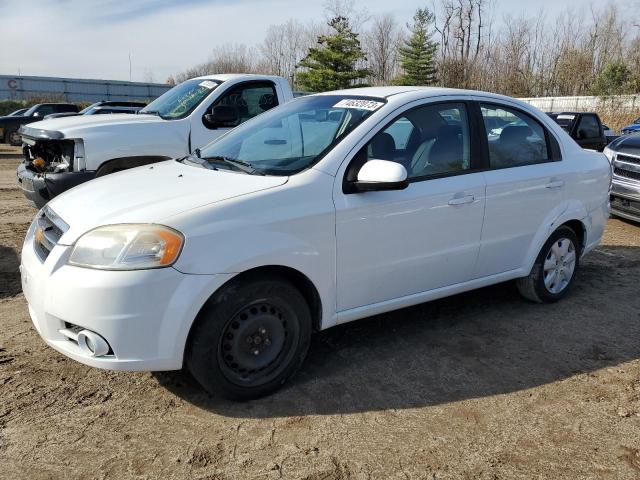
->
613;167;640;182
616;154;640;166
33;207;69;262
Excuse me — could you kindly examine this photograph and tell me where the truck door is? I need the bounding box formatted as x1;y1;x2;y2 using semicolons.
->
190;81;280;151
574;114;604;151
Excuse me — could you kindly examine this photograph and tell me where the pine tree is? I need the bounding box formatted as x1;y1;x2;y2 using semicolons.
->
396;8;438;86
297;16;369;92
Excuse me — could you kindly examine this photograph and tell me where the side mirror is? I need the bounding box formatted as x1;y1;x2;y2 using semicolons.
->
353;159;409;192
203;105;238;129
32;111;41;117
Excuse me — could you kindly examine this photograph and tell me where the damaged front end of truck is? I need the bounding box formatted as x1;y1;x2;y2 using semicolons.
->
16;126;94;208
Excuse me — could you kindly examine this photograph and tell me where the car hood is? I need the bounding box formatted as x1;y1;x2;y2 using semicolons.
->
609;133;640;153
24;113;167;138
49;160;288;244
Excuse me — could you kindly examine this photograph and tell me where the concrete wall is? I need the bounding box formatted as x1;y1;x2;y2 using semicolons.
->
520;94;640;112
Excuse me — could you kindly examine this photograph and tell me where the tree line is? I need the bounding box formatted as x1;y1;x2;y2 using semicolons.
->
167;0;640;98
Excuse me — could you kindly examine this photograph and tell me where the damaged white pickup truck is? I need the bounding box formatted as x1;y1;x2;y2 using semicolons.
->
16;74;294;207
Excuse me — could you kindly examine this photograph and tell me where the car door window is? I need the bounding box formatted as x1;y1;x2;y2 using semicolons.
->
209;82;278;129
480;104;549;168
576;114;600;139
362;103;471;179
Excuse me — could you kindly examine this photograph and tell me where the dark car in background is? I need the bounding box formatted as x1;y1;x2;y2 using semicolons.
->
6;108;29;117
547;112;607;151
44;101;146;119
0;103;79;145
620;117;640;136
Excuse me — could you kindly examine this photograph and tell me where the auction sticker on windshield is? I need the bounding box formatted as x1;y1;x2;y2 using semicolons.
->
199;80;218;89
333;99;385;111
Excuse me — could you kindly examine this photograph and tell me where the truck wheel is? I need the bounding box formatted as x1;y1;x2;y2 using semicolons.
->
187;276;312;400
516;226;580;303
7;128;21;146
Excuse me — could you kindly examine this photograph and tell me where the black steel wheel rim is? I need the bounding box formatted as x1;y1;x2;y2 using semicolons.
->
217;300;299;387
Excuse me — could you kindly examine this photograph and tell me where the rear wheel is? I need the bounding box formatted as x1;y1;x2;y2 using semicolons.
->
187;276;312;400
517;226;580;303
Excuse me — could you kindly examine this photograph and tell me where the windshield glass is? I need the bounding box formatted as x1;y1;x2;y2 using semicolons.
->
139;78;220;120
24;105;40;117
80;102;100;114
197;95;386;175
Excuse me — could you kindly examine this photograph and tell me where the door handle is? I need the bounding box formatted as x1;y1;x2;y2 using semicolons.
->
545;180;564;189
448;195;475;206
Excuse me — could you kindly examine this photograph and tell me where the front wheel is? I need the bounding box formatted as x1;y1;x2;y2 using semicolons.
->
7;128;21;146
517;226;580;303
187;276;312;400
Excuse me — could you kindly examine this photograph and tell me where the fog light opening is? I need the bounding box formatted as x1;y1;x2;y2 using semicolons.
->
77;330;110;357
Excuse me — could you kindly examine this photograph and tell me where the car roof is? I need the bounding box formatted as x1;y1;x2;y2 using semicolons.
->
192;74;284;83
313;86;533;104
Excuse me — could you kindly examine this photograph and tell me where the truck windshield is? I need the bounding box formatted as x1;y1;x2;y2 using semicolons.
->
196;95;386;176
139;78;220;120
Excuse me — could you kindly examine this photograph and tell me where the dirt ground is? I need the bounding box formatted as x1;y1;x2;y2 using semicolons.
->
0;147;639;480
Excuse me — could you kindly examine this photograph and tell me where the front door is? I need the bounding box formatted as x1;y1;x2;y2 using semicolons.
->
334;101;486;312
189;81;279;151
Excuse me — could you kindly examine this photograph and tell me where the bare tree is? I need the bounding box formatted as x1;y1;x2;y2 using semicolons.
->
364;13;403;85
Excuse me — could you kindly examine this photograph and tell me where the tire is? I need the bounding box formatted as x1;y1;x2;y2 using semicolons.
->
7;128;21;146
187;276;312;400
516;226;580;303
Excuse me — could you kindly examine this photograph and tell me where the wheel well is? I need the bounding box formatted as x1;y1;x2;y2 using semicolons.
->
561;220;586;253
95;156;170;177
191;265;323;335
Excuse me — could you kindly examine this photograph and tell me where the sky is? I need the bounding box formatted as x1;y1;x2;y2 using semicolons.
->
0;0;635;84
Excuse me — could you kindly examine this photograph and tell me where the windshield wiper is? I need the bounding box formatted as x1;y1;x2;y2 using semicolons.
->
138;110;164;118
180;153;217;170
204;156;264;175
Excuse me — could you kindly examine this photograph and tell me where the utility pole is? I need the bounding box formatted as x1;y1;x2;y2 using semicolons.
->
129;53;132;82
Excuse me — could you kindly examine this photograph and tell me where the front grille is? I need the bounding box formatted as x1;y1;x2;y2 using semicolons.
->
616;154;640;166
33;207;69;262
613;167;640;182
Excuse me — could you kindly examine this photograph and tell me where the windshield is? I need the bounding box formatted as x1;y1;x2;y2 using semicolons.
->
79;102;101;114
24;105;40;117
197;95;386;175
139;78;220;120
8;109;27;117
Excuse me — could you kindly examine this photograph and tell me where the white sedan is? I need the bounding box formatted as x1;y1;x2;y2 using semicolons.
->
21;87;611;399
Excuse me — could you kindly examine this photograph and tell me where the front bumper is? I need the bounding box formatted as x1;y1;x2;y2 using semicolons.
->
610;180;640;223
16;163;95;208
20;229;234;371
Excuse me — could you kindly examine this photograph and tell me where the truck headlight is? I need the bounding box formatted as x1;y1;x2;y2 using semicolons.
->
603;146;615;164
68;224;184;270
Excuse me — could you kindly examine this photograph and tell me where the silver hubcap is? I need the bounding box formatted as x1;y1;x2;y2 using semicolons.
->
543;237;576;294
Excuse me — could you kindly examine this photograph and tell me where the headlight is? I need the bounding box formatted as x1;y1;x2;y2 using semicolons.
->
68;224;184;270
603;146;615;164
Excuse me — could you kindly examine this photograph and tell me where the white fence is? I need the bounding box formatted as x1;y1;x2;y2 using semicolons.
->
519;94;640;113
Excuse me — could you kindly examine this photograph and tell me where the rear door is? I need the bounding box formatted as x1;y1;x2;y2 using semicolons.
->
475;102;566;278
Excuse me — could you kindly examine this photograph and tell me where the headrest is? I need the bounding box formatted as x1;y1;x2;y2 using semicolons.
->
500;125;533;143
